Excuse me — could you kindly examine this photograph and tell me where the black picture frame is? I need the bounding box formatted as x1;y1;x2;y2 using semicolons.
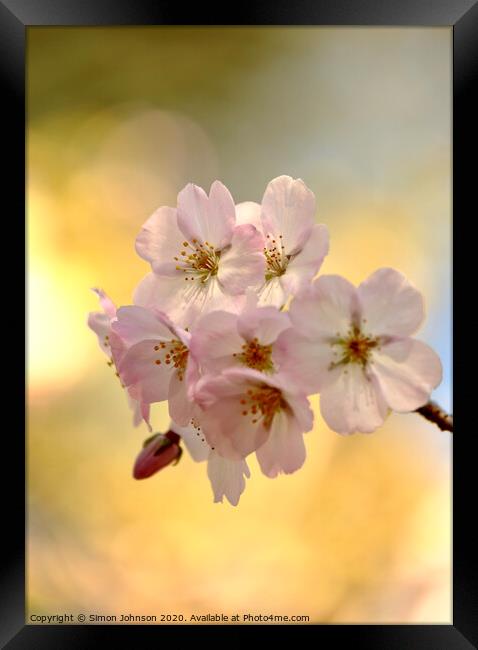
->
4;0;474;646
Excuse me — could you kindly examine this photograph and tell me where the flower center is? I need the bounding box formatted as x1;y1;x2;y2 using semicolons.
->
240;385;286;429
329;324;379;370
152;339;189;380
174;240;220;284
264;234;290;281
233;338;274;373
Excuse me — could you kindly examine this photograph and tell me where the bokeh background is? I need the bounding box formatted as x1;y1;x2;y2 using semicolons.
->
27;27;452;623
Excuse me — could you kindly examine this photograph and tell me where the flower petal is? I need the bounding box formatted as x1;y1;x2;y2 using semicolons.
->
285;390;314;432
235;201;263;233
140;401;152;431
222;365;308;397
168;370;196;426
261;175;315;254
358;268;424;337
237;304;290;345
87;311;111;350
207;451;250;506
170;421;210;462
273;330;334;394
199;394;269;460
256;410;306;478
133;273;204;328
109;330;127;367
135;206;184;271
129;395;152;431
179;276;243;319
118;339;172;403
189;310;243;373
112;305;173;346
217;224;265;295
289;274;360;340
320;364;389;434
177;181;235;249
372;339;442;412
257;277;287;308
280;224;329;296
133;272;163;307
91;287;116;319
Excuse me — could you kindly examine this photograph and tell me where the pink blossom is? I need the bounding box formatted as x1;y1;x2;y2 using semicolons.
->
189;292;291;376
134;181;265;324
111;305;199;426
236;175;329;307
133;431;182;479
87;288;151;429
194;368;313;478
289;268;443;434
171;421;250;506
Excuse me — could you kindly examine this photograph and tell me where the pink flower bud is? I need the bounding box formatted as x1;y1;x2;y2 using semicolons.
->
133;431;182;480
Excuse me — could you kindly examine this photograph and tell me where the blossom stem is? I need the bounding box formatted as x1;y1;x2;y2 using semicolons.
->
415;400;453;432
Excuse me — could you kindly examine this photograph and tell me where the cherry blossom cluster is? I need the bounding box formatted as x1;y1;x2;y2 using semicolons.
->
88;176;442;505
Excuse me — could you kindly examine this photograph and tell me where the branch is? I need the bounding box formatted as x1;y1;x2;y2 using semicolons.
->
415;400;453;432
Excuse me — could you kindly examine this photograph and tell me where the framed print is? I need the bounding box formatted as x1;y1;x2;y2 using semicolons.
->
2;0;475;646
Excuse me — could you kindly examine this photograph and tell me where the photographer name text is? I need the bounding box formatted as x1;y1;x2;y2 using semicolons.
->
30;613;310;624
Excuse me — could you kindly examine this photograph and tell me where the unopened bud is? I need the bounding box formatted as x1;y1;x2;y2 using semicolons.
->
133;431;182;480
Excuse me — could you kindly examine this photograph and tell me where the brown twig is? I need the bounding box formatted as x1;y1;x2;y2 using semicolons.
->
415;400;453;432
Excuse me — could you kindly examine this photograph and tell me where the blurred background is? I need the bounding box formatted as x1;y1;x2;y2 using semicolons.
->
27;27;451;623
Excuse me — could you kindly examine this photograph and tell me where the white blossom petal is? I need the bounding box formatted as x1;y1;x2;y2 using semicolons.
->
280;223;329;295
320;364;389;434
289;274;360;340
189;310;243;373
133;272;233;328
135;206;183;272
372;339;442;412
91;288;116;319
235;201;263;233
261;175;315;254
207;451;250;506
217;224;265;295
87;312;111;350
358;268;424;337
198;391;269;460
118;340;172;404
170;422;210;463
257;277;287;308
112;306;173;346
177;181;235;249
168;371;196;427
237;304;290;346
133;272;194;318
256;410;306;478
273;330;334;394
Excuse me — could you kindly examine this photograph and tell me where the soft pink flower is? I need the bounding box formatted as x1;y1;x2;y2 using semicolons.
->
133;431;182;479
195;368;313;477
134;181;265;324
236;175;329;307
87;288;151;429
289;268;443;434
171;421;250;506
111;305;199;426
189;292;291;376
